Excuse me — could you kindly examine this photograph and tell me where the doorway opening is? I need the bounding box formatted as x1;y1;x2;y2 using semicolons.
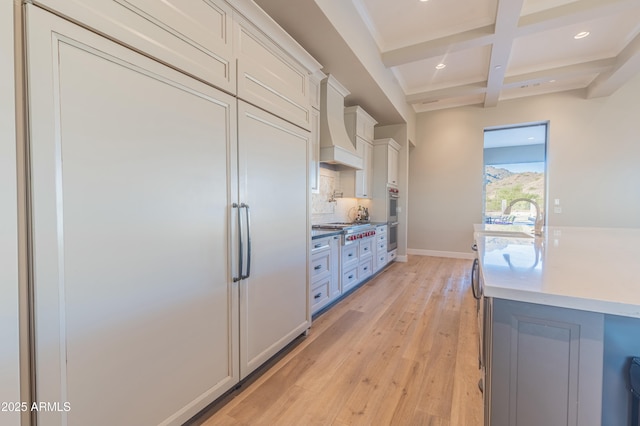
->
483;123;547;228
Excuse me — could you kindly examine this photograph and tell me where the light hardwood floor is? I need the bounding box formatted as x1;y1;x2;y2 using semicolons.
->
193;255;483;425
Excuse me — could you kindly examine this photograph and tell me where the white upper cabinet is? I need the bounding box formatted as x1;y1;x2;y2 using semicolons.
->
344;105;378;145
373;138;401;188
234;14;312;130
32;0;236;93
309;72;322;111
342;106;377;198
388;143;399;186
344;106;377;143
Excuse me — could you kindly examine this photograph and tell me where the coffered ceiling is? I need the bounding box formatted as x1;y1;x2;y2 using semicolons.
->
256;0;640;123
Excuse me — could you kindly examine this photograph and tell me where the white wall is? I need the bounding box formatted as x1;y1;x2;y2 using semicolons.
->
0;1;22;425
409;74;640;256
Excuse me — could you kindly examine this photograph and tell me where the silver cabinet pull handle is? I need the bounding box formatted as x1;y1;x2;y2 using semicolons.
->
314;265;322;270
471;258;480;300
232;203;243;282
241;203;251;280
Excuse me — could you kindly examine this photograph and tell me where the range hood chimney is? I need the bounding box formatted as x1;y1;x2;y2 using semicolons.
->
319;75;363;170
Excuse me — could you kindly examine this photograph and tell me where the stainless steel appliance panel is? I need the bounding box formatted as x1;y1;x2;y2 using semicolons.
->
387;221;398;251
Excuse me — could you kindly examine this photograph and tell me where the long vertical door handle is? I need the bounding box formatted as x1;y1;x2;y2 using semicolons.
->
232;203;243;282
471;258;480;300
241;203;251;279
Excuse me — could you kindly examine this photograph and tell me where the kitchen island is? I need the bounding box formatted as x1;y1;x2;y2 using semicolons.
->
475;225;640;426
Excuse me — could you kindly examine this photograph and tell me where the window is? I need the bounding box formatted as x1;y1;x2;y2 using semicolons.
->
483;123;547;227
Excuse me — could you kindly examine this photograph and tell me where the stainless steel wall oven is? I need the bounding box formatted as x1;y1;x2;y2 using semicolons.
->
388;187;399;223
387;221;398;251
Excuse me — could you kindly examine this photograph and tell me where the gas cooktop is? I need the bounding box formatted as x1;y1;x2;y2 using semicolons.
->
312;222;372;230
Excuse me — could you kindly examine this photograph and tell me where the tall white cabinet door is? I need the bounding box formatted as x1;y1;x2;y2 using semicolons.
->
237;101;310;378
0;1;21;425
26;6;238;425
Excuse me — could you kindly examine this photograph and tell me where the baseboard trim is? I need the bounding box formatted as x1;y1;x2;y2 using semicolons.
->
407;248;474;260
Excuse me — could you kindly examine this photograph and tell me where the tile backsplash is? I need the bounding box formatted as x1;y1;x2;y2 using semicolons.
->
311;166;371;224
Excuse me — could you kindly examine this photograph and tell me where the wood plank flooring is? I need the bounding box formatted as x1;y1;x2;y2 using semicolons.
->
193;255;483;425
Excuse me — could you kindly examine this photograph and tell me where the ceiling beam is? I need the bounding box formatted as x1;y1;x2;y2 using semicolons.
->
587;32;640;98
517;0;640;37
406;82;487;104
484;0;525;107
503;58;615;89
381;25;494;68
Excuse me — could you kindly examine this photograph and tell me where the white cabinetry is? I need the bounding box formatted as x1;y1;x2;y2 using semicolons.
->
342;106;377;198
25;4;312;425
341;236;375;293
309;72;324;193
388;144;399;186
237;101;310;378
235;15;312;130
373;138;401;188
344;105;376;142
374;224;388;272
32;0;236;93
341;243;359;293
358;237;374;282
27;9;239;424
310;235;340;314
1;1;20;424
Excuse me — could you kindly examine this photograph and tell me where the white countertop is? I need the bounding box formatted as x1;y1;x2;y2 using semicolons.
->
474;225;640;318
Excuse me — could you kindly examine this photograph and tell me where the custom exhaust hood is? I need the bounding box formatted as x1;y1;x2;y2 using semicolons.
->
319;75;363;170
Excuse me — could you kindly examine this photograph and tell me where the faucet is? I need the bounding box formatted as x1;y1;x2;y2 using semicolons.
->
328;190;343;203
503;198;544;236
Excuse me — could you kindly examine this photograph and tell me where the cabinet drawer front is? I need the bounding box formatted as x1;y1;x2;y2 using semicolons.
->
376;254;387;269
388;250;397;262
311;237;330;255
342;266;358;292
310;251;331;279
377;233;387;243
342;244;358;267
310;276;331;313
35;0;235;93
359;239;373;258
359;258;373;281
235;18;310;130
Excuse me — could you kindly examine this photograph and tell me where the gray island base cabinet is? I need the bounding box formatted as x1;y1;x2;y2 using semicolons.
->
487;298;604;426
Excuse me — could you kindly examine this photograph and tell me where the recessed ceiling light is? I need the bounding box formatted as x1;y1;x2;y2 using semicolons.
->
419;0;429;2
435;63;446;70
574;31;590;39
